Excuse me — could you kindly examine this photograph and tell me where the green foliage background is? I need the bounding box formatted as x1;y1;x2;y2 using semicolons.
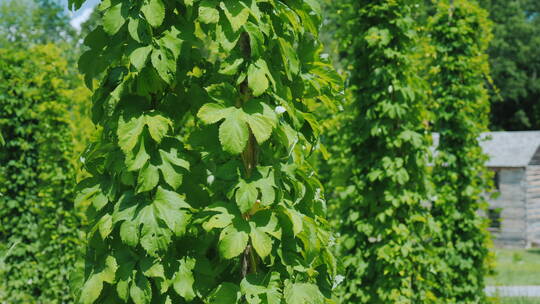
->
428;1;494;302
0;0;93;302
0;44;85;303
71;0;342;303
0;0;511;302
478;0;540;130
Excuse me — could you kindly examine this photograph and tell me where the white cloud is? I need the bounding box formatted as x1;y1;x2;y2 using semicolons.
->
70;7;93;31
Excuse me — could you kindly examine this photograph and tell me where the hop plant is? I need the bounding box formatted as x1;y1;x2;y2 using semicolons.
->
329;0;439;302
69;0;342;303
428;0;494;302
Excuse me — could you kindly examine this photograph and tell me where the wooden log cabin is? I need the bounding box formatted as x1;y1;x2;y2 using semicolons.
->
481;131;540;247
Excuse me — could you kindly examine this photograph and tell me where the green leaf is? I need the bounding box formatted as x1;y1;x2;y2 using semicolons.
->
117;278;130;302
252;210;281;239
153;187;191;236
284;282;324;304
220;1;250;32
159;28;183;59
219;58;244;75
79;257;118;304
128;18;142;42
126;138;150;171
75;183;99;209
219;223;249;259
365;27;391;47
248;61;269;97
244;113;273;144
244;22;264;57
137;163;159;193
303;0;321;15
103;3;125;35
84;26;107;49
205;83;237;103
103;256;119;283
141;0;165;28
98;214;113;239
118;115;145;154
151;48;175;84
158;156;183;189
197;103;234;124
138;205;172;256
283;208;303;236
266;272;282;304
130;272;152;304
141;258;165;279
79;274;103;304
219;109;249;154
310;64;342;87
278;38;299;77
92;193;109;211
235;180;258;213
253;169;276;206
129;17;152;43
130;46;152;70
199;0;219;24
239;275;265;304
173;257;196;301
120;220;139;247
112;192;138;223
249;223;272;259
216;21;241;52
202;202;236;231
68;0;85;10
208;283;241;303
159;148;190;169
145;113;172;143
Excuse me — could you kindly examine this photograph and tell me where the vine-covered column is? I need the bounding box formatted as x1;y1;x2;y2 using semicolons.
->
0;45;83;303
429;1;493;302
333;0;438;302
69;0;341;303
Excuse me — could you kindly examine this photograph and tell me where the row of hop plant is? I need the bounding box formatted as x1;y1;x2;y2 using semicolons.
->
0;44;88;303
0;0;493;303
325;0;494;302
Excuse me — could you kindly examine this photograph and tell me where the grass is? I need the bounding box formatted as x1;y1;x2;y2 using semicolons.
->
497;298;540;304
487;248;540;286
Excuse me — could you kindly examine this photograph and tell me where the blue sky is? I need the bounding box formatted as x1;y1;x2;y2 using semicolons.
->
61;0;99;30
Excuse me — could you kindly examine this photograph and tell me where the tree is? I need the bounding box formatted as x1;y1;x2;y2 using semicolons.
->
0;0;95;169
0;0;75;47
70;0;341;303
478;0;540;130
428;1;494;301
330;0;438;302
0;44;84;304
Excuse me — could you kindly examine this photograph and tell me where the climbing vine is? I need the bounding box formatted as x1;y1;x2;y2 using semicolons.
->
0;44;84;303
70;0;341;302
330;0;438;302
428;1;494;302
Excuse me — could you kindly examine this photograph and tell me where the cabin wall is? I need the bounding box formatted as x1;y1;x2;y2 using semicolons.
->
526;165;540;246
488;167;527;247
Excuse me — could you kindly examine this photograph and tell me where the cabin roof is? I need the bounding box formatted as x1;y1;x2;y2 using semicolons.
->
433;131;540;167
480;131;540;167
